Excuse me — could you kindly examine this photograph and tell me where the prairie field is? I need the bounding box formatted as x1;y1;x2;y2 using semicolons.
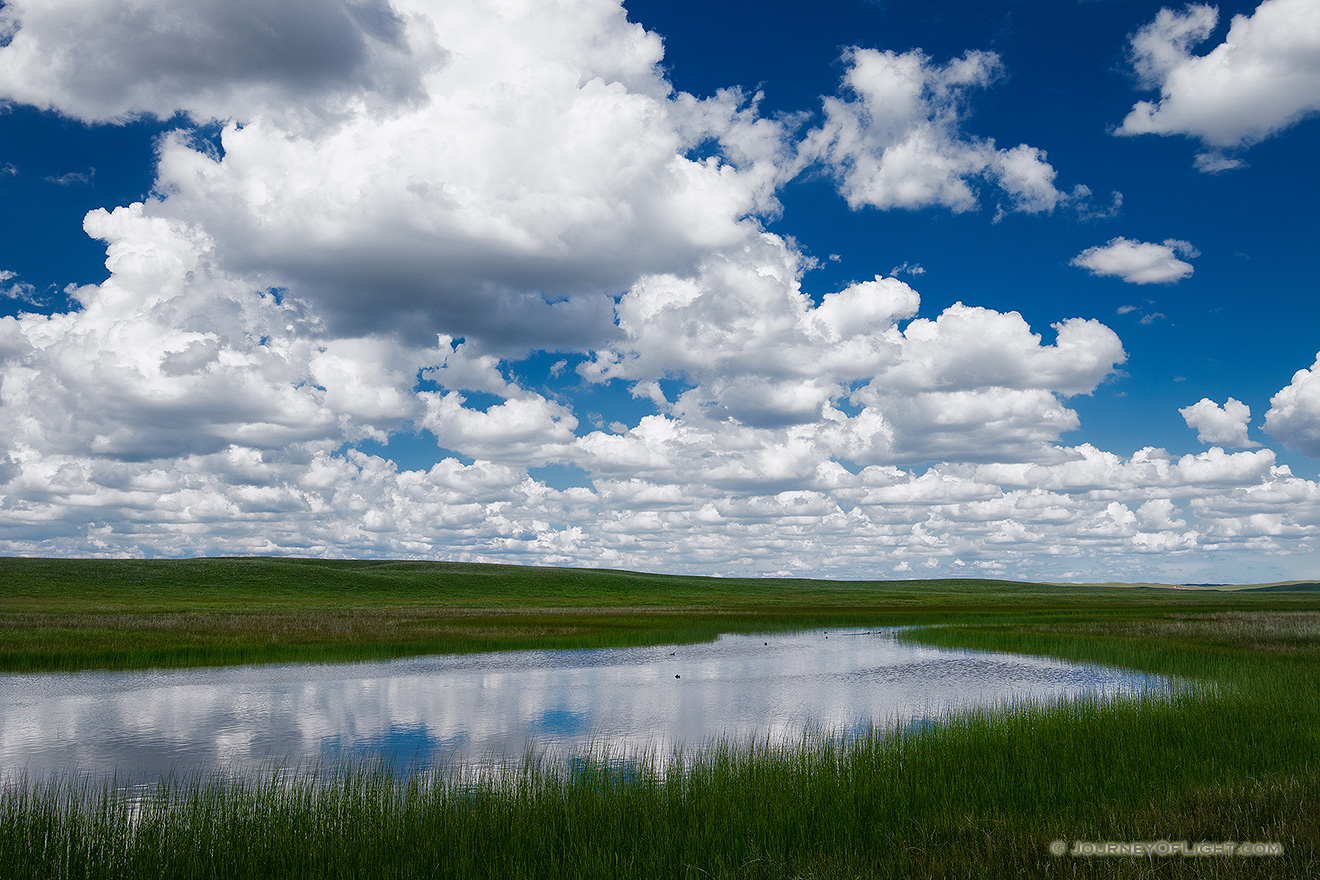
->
1;557;1318;878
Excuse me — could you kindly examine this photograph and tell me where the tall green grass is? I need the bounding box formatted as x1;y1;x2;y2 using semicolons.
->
4;690;1314;879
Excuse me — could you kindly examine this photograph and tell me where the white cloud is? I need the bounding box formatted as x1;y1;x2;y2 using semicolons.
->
1071;237;1198;284
968;444;1279;494
874;305;1124;397
1265;353;1320;457
1117;0;1320;156
889;262;925;277
1180;397;1260;447
847;387;1082;464
1193;151;1246;174
0;204;434;461
0;0;1315;581
1137;498;1187;531
45;169;94;186
0;270;40;307
0;196;1165;577
152;15;787;349
805;48;1083;214
1;397;1316;579
418;392;579;465
1;0;792;354
579;234;1125;465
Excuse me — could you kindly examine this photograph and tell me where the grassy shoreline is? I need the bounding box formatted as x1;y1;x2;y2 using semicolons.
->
3;556;1319;672
2;557;1319;876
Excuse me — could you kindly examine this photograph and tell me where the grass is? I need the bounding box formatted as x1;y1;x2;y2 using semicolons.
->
3;556;1318;671
2;557;1319;877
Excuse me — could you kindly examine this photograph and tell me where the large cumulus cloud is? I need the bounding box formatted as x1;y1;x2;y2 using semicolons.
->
1;207;353;462
1117;0;1320;170
1265;354;1320;457
2;0;792;351
142;0;794;350
580;234;1125;465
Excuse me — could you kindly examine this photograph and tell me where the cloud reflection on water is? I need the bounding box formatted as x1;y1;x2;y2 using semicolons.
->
0;630;1170;781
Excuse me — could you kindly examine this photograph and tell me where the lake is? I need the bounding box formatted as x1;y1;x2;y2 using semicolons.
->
0;629;1170;781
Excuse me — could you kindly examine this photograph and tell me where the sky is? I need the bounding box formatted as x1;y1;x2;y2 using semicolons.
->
0;0;1318;583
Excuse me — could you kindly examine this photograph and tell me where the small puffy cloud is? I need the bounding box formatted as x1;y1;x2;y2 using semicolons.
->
1180;397;1259;447
1117;0;1320;157
1071;237;1197;284
0;269;41;307
1265;353;1320;457
1193;151;1246;174
45;169;94;186
806;48;1083;214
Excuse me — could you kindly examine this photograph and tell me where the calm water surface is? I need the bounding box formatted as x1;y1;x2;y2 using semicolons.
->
0;629;1170;780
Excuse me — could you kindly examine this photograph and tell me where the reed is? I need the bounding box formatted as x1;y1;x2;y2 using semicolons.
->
3;700;1314;878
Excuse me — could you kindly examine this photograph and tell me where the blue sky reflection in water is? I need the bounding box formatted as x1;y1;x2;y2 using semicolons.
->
0;631;1173;781
0;0;1319;582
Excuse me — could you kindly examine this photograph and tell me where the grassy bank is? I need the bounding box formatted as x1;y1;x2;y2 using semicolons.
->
2;556;1318;671
2;558;1319;877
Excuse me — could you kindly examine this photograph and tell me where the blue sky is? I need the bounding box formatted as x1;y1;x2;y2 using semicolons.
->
1;0;1318;582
